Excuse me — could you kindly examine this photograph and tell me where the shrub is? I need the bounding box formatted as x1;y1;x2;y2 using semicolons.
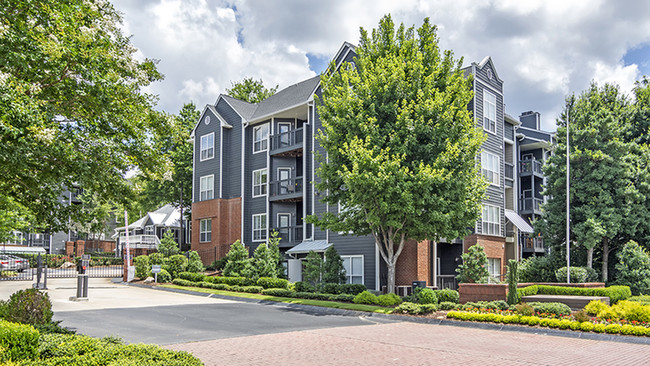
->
573;310;590;322
580;322;595;332
612;240;650;296
597;307;619;321
376;293;402;307
439;301;459;311
239;286;263;293
157;230;180;257
186;251;204;273
171;278;194;287
210;283;231;291
257;277;289;290
34;320;75;335
0;320;39;362
455;244;489;283
417;288;438;305
133;255;150;279
166;254;188;279
506;259;519;305
148;252;165;265
222;240;252;278
353;291;378;305
518;255;558;282
584;300;609;316
212;276;255;287
208;257;228;271
157;268;171;283
611;300;650;323
321;283;343;295
530;302;571;317
487;300;509;310
294;281;316;293
340;284;367;295
593;323;606;333
517;284;631;304
394;302;421;315
3;289;52;325
261;288;295;297
293;292;331;300
322;246;346;285
555;267;588;283
628;295;650;306
433;289;459;303
178;272;206;282
515;303;534;316
419;303;438;314
583;266;599;282
303;251;323;288
328;294;355;302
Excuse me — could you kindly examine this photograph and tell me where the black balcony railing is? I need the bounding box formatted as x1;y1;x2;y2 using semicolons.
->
520;159;543;175
272;225;303;245
270;128;303;155
269;176;303;201
521;197;542;213
523;236;544;252
505;162;514;180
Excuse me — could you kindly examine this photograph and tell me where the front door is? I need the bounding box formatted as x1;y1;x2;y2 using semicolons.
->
278;168;291;194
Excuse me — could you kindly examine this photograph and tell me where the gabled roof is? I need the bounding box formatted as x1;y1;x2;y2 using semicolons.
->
114;204;182;232
221;95;257;120
476;56;503;83
247;75;320;123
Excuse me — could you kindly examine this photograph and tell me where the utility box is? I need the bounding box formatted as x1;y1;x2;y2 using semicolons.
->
412;281;427;291
287;259;302;283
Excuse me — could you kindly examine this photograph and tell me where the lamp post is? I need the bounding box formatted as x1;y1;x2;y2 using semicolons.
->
566;103;571;283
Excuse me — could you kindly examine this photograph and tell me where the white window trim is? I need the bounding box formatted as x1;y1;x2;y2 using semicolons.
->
481;151;500;187
482;204;501;236
253;123;269;154
483;89;497;135
342;255;364;285
252;213;267;242
199;218;211;243
252;168;267;198
200;174;214;201
200;132;214;161
488;258;501;283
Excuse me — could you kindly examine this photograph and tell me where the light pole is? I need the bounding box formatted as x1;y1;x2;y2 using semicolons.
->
566;102;571;283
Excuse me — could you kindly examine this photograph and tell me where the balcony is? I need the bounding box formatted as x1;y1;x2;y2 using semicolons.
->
270;128;303;157
119;234;160;249
269;176;303;202
519;159;543;176
523;236;545;253
505;162;514;180
272;225;303;247
521;197;543;215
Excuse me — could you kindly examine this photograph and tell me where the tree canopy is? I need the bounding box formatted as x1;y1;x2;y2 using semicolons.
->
0;0;164;235
308;15;486;293
226;77;277;103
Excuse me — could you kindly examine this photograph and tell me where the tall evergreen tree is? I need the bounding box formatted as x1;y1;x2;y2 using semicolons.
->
322;246;346;284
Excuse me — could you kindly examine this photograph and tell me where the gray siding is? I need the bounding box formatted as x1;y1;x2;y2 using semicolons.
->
243;120;270;247
193;109;220;203
216;99;243;199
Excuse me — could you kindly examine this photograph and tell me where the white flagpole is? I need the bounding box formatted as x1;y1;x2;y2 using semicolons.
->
566;103;571;284
124;210;132;282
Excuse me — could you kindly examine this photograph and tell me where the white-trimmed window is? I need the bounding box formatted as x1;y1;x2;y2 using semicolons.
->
200;175;214;201
253;124;269;153
252;169;267;197
488;258;501;283
200;219;211;242
342;255;364;284
200;133;214;161
481;151;500;186
483;90;497;134
482;204;500;236
252;214;267;242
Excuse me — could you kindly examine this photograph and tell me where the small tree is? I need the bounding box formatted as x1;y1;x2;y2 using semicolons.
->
506;259;519;305
613;240;650;295
222;240;252;277
157;230;179;257
322;246;346;284
186;251;204;273
267;231;285;279
455;244;489;283
134;255;151;279
303;251;323;288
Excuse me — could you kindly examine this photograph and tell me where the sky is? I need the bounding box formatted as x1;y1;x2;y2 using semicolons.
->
112;0;650;132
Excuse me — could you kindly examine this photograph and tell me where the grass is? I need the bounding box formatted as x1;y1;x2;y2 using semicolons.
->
161;284;394;314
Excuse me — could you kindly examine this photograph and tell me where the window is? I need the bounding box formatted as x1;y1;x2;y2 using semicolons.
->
200;133;214;161
200;175;214;201
200;219;211;242
252;169;267;197
481;151;500;186
252;214;267;242
483;90;496;134
342;255;364;284
145;225;154;236
253;124;269;153
488;258;501;283
482;204;500;236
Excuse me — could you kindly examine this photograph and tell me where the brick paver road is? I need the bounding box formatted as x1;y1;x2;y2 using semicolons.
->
168;321;649;365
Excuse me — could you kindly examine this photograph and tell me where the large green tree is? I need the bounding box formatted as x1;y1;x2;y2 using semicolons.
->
0;0;164;232
539;83;632;281
226;77;277;103
308;15;486;293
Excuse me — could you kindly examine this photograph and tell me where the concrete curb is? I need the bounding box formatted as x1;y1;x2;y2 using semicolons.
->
122;282;650;346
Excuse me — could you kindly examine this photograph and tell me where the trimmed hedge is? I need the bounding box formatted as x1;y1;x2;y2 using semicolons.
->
446;311;650;337
257;277;289;289
517;285;632;304
528;302;572;317
211;276;256;287
393;302;438;315
376;293;402;307
177;272;206;282
434;289;460;304
0;320;39;362
353;291;378;305
261;288;294;297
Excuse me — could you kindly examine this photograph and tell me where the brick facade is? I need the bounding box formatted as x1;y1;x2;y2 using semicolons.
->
464;234;506;281
192;197;241;264
395;240;431;286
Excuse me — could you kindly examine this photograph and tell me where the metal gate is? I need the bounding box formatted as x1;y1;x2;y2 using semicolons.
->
0;252;34;281
45;255;124;278
1;253;123;280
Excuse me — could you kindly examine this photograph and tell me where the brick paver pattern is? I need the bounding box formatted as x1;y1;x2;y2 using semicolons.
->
167;321;650;365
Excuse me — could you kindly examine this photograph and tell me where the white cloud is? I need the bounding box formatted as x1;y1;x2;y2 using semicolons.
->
592;62;639;97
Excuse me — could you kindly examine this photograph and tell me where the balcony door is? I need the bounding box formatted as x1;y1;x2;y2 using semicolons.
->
278;168;291;194
278;213;291;242
278;122;292;146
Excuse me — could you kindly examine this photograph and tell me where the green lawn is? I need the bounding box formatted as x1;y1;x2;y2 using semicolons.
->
161;284;394;314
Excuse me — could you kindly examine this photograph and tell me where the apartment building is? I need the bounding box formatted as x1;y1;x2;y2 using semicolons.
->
191;42;535;290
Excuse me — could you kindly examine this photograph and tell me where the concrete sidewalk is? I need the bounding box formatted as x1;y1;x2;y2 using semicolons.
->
0;278;234;312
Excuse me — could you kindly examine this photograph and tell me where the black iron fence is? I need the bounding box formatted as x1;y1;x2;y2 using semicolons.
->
1;252;123;280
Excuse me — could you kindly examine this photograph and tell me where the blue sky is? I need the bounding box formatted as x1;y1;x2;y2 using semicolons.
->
113;0;650;131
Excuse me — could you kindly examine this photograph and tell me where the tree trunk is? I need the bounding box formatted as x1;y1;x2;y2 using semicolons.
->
601;237;609;282
586;247;593;269
386;255;396;294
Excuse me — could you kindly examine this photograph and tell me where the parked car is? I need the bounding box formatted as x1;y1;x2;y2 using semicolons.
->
0;255;30;272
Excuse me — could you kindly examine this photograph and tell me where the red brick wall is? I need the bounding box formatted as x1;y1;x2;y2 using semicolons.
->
395;240;431;286
192;197;241;264
458;283;508;303
464;234;506;281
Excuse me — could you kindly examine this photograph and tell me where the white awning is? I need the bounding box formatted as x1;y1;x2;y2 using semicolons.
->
286;240;332;255
505;210;534;233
